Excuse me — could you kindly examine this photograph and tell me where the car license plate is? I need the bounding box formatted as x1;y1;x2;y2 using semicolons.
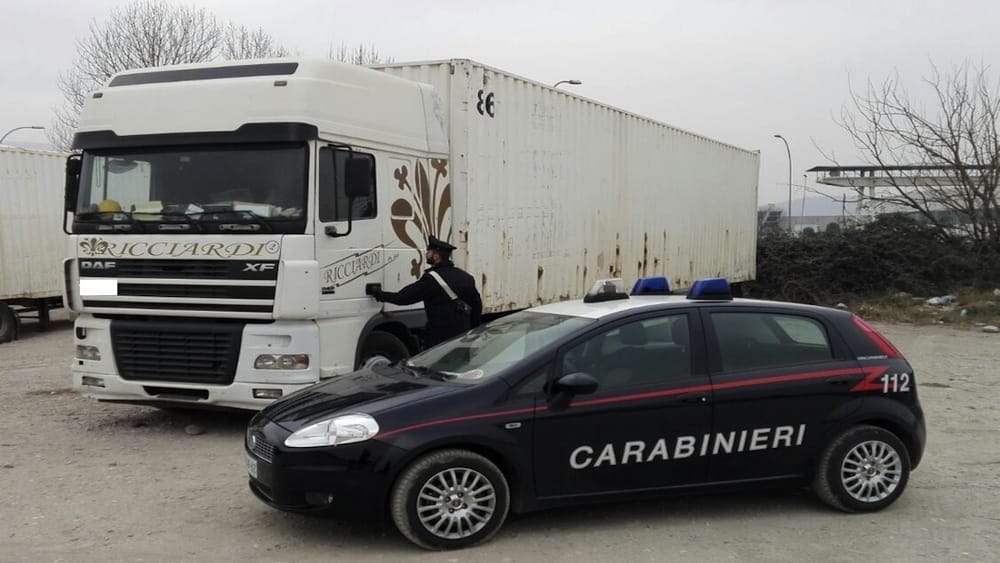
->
247;455;258;479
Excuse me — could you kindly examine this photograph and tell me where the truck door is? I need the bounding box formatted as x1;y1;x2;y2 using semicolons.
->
315;146;385;310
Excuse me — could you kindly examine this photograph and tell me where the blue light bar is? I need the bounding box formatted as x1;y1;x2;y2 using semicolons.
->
686;277;732;301
631;276;671;295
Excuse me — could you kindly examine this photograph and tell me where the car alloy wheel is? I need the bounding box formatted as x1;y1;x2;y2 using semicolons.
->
840;439;903;503
416;467;497;539
391;449;510;550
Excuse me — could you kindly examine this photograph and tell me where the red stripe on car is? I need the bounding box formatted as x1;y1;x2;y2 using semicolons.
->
376;365;890;439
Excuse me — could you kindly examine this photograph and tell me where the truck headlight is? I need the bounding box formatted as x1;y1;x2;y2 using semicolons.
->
254;354;309;370
284;413;380;448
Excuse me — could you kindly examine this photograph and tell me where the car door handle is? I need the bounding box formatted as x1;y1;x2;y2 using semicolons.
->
825;376;855;386
678;393;709;404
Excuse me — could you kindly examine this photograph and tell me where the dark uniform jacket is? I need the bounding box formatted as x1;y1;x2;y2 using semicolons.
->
373;261;483;347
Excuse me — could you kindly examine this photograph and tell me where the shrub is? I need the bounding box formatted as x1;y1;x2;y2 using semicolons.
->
746;215;1000;303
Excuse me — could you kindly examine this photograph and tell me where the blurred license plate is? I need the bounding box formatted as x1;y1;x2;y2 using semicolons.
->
247;455;258;479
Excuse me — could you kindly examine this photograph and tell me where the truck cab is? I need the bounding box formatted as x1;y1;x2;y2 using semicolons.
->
66;59;449;409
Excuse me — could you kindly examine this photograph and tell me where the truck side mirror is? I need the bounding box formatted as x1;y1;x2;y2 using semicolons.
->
64;154;81;214
344;157;372;199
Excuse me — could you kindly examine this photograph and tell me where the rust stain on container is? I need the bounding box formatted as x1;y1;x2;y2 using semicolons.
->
536;265;544;300
613;233;623;279
641;232;649;277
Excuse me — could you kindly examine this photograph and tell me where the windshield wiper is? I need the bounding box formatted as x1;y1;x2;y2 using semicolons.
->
400;363;431;378
201;210;273;233
404;363;457;380
133;211;205;233
401;363;460;381
75;211;147;233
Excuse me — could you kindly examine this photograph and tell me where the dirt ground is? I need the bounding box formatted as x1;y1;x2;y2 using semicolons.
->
1;312;998;563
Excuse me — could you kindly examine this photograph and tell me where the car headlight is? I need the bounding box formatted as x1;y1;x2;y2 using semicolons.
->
284;413;380;448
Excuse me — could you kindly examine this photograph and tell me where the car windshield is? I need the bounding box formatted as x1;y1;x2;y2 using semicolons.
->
74;143;308;234
403;311;594;382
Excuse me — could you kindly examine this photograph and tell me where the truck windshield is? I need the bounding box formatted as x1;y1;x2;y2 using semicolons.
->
74;144;308;234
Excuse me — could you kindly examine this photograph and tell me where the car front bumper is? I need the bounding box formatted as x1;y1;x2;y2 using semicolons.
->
245;414;405;519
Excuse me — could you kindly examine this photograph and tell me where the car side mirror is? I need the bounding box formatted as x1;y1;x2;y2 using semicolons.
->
546;372;598;411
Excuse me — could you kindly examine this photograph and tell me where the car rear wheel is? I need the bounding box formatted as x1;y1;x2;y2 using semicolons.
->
390;449;510;550
813;425;910;512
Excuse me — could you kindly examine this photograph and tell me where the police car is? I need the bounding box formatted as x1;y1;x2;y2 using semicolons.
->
245;277;925;550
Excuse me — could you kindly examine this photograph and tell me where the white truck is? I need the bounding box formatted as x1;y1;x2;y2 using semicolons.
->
64;58;759;410
1;146;67;342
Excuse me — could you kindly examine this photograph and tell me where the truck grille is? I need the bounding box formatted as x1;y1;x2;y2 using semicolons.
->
116;284;275;300
79;259;278;315
80;259;279;280
110;319;244;384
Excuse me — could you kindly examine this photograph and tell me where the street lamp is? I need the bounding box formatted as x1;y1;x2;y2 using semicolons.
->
0;125;45;146
773;134;792;232
553;80;582;88
802;173;807;217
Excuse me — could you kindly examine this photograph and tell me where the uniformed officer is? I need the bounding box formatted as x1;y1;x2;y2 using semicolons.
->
369;236;483;347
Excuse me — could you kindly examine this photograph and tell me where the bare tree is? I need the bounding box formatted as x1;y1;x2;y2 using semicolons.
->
837;61;1000;243
330;43;393;66
51;0;287;150
221;24;290;60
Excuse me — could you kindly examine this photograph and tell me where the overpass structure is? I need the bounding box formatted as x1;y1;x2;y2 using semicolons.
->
807;164;992;223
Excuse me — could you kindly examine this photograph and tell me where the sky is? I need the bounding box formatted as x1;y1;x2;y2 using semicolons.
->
1;0;997;208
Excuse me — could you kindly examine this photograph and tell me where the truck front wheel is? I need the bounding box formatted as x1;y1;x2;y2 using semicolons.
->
358;331;409;369
0;304;19;343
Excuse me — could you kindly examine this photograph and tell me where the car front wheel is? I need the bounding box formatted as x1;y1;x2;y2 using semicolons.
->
390;449;510;550
813;424;911;512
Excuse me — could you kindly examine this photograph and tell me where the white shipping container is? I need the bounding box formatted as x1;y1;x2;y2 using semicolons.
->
377;60;759;311
0;146;67;301
1;146;68;341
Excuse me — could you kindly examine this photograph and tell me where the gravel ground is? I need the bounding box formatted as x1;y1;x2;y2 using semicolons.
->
1;314;998;562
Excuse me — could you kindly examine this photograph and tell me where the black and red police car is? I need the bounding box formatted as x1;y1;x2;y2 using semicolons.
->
246;277;926;550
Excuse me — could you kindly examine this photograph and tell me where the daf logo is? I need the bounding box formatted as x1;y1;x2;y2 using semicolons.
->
244;263;276;272
80;260;117;270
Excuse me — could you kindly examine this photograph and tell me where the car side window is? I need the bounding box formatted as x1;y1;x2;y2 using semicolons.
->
712;312;833;372
512;365;551;397
561;314;691;392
